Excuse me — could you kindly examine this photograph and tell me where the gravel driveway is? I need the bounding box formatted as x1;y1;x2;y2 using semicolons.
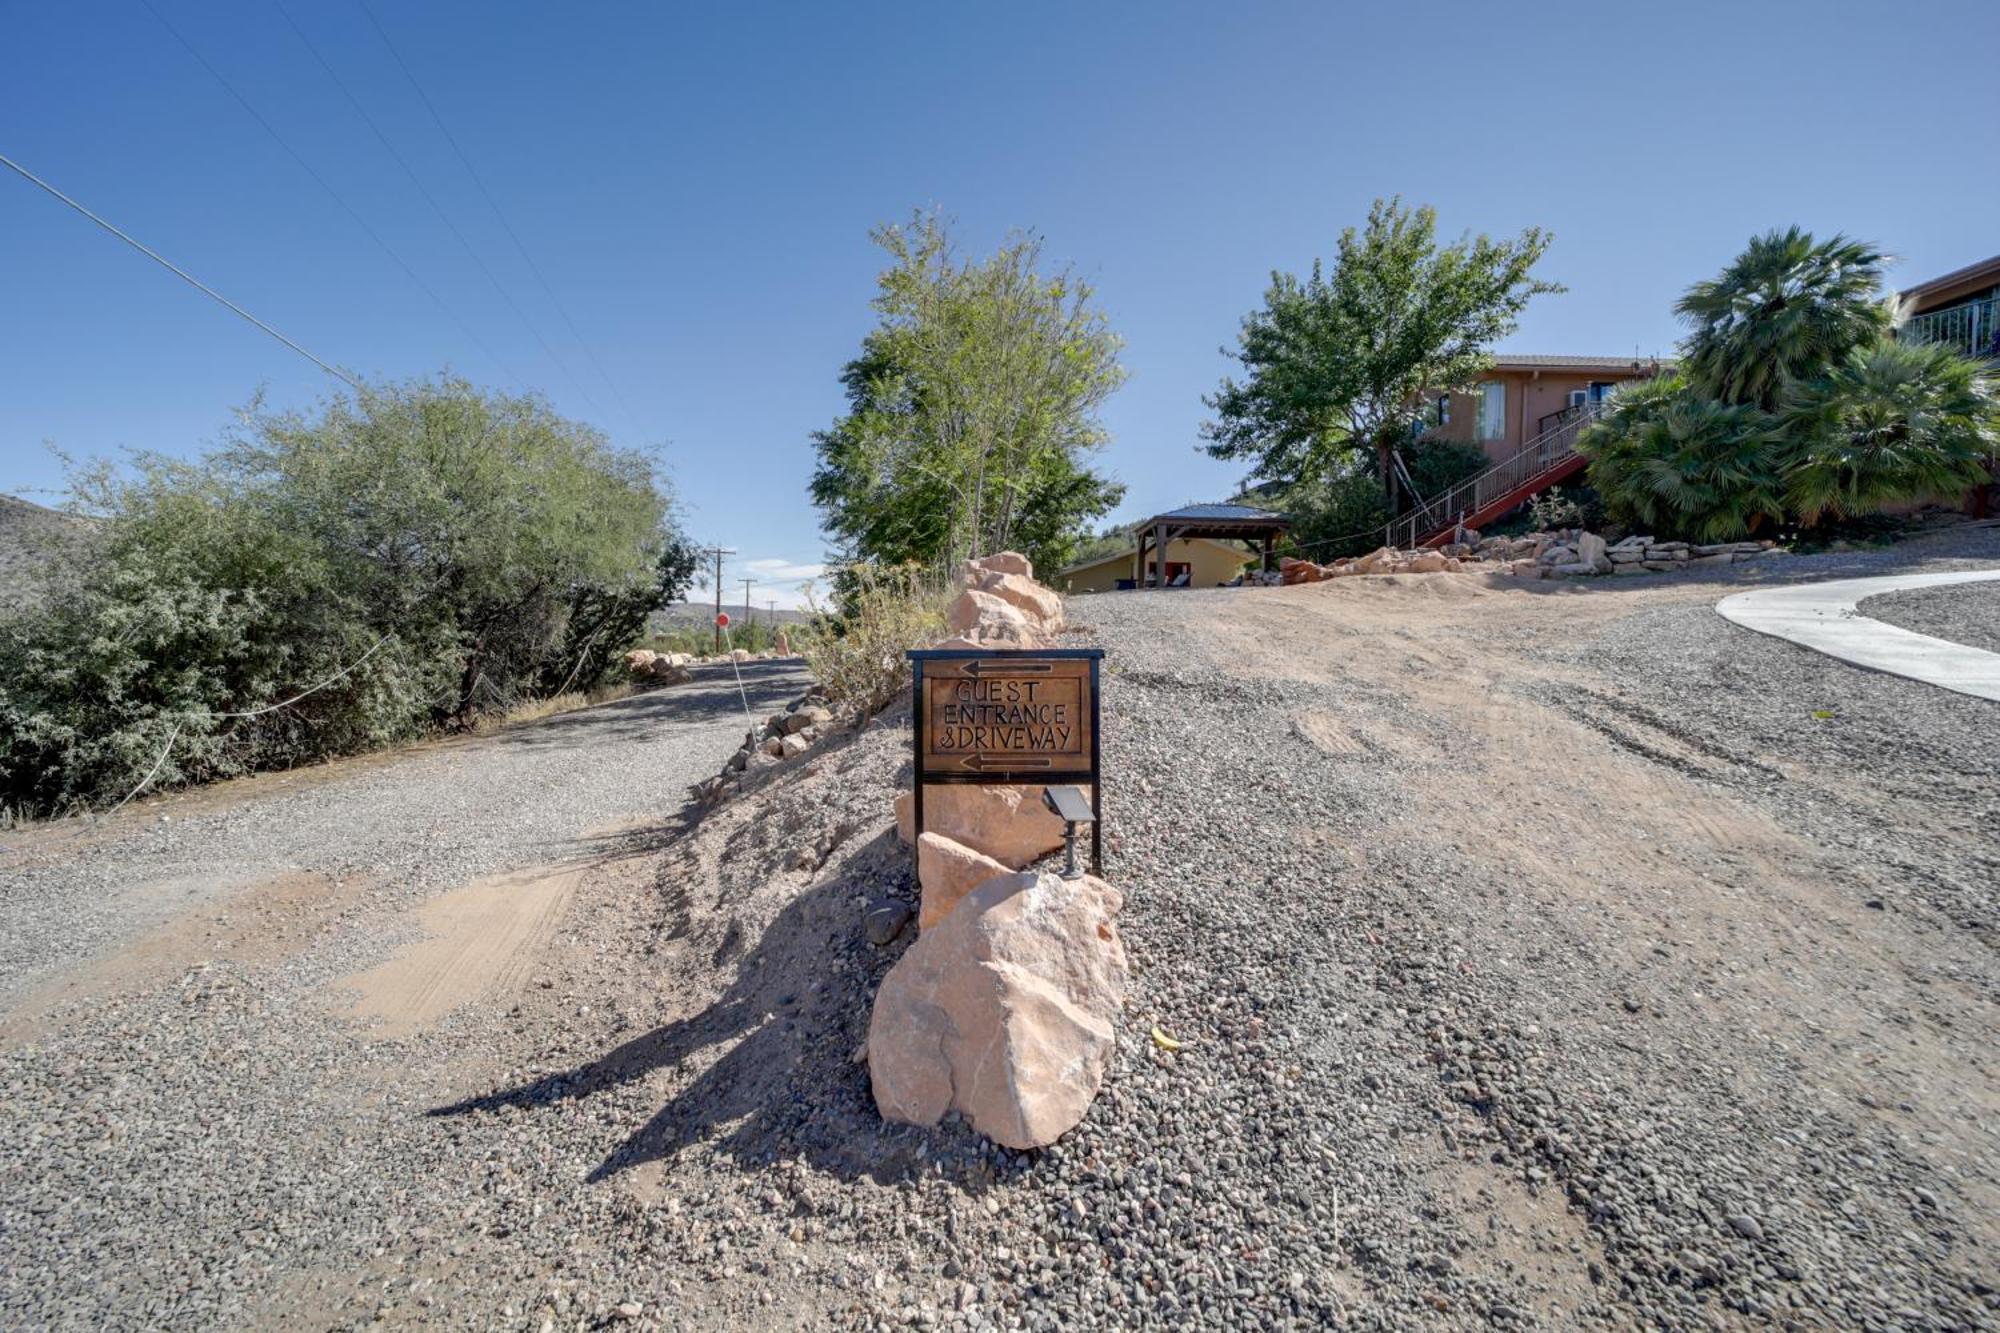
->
5;525;1996;1331
0;660;809;1328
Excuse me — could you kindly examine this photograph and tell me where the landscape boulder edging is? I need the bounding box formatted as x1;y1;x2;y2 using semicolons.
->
867;869;1127;1149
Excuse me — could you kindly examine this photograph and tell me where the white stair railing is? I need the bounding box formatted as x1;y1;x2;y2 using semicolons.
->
1385;401;1609;548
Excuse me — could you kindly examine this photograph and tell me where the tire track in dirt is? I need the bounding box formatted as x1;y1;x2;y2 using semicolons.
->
329;863;583;1037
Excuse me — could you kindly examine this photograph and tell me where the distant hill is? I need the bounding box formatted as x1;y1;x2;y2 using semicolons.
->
649;601;814;634
0;494;93;610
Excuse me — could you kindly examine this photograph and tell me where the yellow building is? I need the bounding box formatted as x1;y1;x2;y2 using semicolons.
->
1057;536;1255;594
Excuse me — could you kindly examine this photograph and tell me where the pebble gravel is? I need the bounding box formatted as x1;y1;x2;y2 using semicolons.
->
3;523;1997;1331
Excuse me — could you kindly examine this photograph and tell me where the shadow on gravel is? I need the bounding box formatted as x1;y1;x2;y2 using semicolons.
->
428;827;981;1189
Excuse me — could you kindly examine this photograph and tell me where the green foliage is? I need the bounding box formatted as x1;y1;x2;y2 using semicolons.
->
798;563;954;718
0;377;685;815
645;614;789;659
1776;338;1998;523
1676;227;1890;411
1202;197;1560;490
1587;231;1995;541
1579;377;1784;541
1063;524;1135;569
1526;485;1586;531
1275;441;1490;558
811;212;1127;576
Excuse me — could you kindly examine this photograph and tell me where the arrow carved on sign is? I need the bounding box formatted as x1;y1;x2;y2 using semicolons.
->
960;659;1055;678
960;753;1054;771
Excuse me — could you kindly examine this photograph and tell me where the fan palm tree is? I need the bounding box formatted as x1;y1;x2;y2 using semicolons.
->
1677;228;1891;411
1580;376;1784;540
1777;339;1999;524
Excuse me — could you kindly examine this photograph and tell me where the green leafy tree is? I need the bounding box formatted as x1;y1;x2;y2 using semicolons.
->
811;212;1127;575
1776;339;1998;523
1275;440;1492;558
0;376;684;814
1203;197;1560;506
1676;227;1890;411
1579;377;1783;540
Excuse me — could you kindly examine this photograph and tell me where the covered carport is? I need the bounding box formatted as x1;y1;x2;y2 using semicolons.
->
1133;503;1291;588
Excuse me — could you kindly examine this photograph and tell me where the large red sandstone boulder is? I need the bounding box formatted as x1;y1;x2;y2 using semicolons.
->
972;570;1063;628
894;784;1070;867
916;831;1012;931
868;870;1126;1148
947;588;1045;639
942;590;1054;650
964;551;1034;580
1350;546;1396;574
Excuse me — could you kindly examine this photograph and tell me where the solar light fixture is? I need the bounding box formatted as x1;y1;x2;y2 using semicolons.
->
1040;784;1096;880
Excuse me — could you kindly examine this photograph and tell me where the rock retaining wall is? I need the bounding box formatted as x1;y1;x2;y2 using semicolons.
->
1274;528;1783;585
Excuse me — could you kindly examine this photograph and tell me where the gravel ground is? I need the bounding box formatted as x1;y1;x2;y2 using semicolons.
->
4;524;1997;1331
0;661;812;1329
1859;578;2000;656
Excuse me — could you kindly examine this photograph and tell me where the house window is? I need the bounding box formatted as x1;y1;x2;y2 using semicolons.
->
1436;394;1452;427
1476;381;1506;441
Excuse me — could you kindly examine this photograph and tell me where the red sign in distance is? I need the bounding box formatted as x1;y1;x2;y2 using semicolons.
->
716;613;731;628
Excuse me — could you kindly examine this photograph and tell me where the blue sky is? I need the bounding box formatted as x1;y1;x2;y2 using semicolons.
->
5;1;1996;607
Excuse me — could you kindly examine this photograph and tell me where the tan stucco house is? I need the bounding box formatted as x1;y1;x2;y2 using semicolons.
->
1418;354;1675;465
1057;537;1252;594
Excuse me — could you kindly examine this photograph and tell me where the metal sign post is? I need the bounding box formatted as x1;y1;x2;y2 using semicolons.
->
907;647;1104;877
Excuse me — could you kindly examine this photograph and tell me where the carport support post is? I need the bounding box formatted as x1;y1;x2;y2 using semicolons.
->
1262;534;1274;573
1155;520;1168;589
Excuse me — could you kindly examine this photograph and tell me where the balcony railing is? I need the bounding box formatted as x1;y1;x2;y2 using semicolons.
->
1899;295;2000;361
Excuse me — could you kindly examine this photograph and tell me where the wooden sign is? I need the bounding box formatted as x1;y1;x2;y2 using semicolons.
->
907;647;1103;871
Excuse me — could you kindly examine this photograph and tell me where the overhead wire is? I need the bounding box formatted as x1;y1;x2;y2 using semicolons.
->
0;150;364;392
272;1;609;423
137;0;525;389
356;0;648;439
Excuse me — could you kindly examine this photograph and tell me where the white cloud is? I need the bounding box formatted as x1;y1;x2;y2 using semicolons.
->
736;557;827;611
745;557;826;582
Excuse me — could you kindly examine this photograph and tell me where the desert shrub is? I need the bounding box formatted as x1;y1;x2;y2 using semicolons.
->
799;563;953;718
1527;485;1584;530
0;376;689;815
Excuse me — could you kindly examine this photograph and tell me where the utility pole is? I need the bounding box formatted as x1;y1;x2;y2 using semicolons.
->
739;578;757;629
699;545;734;653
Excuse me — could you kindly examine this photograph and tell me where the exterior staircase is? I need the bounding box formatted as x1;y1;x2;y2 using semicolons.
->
1387;401;1608;549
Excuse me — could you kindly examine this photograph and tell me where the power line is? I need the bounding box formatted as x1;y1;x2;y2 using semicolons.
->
0;150;363;392
698;545;735;654
137;0;523;388
356;0;647;438
272;1;607;422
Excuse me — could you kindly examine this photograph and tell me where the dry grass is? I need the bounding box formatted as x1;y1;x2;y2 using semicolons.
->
799;564;955;718
472;682;637;734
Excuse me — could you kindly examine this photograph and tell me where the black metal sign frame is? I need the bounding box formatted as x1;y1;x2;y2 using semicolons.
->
907;646;1103;876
